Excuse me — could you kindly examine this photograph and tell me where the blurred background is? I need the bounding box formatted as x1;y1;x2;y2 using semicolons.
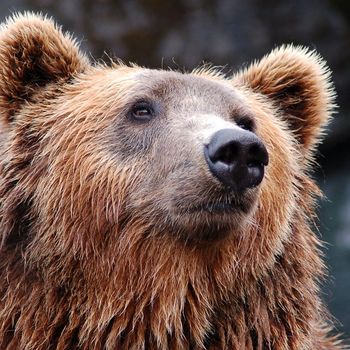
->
1;0;349;338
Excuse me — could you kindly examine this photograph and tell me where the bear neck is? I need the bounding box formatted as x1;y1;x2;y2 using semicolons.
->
1;215;331;349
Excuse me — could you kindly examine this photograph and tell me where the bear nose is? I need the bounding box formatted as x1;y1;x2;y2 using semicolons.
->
204;128;269;192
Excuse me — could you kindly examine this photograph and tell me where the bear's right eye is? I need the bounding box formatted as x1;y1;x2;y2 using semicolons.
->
129;101;155;122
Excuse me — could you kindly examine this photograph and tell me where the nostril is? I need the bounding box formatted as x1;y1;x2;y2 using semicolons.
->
211;141;239;165
247;142;269;168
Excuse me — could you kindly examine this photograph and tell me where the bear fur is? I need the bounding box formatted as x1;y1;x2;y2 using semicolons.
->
0;13;345;350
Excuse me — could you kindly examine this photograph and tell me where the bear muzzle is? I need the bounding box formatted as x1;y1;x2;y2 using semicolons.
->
204;128;269;192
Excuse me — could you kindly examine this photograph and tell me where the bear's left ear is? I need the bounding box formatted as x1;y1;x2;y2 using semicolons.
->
0;13;90;124
233;45;336;156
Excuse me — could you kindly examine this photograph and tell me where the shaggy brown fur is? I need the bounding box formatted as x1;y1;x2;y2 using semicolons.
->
0;13;346;350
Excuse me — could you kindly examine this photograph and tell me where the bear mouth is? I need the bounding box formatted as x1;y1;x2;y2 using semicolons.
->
185;200;247;214
165;195;257;242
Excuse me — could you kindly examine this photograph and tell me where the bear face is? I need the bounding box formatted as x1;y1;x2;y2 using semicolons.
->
64;69;274;243
106;69;292;244
0;13;342;350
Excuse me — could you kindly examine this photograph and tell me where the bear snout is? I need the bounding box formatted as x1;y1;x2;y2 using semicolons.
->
204;128;269;191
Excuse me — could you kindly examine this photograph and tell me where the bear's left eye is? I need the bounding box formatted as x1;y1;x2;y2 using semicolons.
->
129;101;154;122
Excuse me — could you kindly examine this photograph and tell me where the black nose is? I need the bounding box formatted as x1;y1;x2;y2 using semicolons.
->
204;128;269;191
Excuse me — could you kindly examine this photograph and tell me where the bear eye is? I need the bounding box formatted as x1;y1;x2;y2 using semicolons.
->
236;116;255;132
129;101;154;122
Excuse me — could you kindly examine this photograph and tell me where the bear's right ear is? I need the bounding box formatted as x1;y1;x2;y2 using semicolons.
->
0;13;89;124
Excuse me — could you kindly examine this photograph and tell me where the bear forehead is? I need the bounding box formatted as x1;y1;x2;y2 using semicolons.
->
106;67;250;113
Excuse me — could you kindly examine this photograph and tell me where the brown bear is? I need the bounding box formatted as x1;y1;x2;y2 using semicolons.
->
0;13;345;350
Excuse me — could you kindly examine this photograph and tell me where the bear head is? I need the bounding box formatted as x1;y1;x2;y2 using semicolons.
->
0;13;337;349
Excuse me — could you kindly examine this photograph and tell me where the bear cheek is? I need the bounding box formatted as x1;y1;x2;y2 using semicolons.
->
253;112;300;247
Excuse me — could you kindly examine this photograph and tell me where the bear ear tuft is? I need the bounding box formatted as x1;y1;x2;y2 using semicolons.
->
233;45;336;156
0;12;90;124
